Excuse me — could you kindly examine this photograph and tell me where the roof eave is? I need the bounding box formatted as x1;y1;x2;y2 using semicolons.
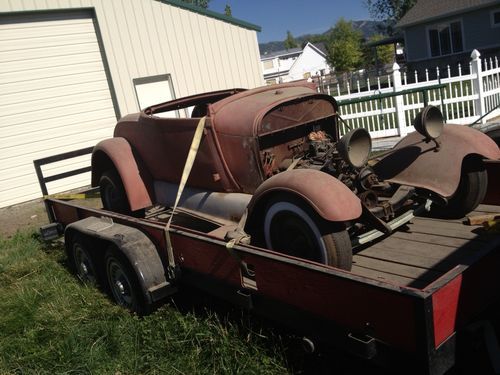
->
396;1;500;29
159;0;261;32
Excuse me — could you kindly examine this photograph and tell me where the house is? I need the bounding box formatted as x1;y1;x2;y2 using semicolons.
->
261;42;331;84
397;0;500;73
0;0;264;208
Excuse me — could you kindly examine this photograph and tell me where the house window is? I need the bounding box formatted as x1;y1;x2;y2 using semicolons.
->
428;21;463;57
492;9;500;27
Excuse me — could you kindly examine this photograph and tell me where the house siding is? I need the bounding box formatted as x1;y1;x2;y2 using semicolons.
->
403;4;500;63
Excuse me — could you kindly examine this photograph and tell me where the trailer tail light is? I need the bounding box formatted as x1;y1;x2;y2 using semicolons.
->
432;275;463;348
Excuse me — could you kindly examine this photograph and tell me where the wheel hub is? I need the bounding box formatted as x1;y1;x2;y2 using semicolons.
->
115;280;126;295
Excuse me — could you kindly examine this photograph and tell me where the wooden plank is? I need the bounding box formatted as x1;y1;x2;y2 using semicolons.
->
402;221;488;241
352;255;443;282
476;204;500;214
411;217;476;231
390;231;473;248
357;242;486;273
350;264;424;288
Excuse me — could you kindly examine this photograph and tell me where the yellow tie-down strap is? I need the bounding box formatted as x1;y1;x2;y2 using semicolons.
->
164;116;207;274
43;191;100;200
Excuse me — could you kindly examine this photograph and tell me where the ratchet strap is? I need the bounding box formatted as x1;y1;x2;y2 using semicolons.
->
164;116;206;278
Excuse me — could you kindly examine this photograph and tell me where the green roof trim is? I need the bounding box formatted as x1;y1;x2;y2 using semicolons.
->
159;0;261;32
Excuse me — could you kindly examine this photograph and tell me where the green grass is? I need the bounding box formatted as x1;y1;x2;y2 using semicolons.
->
0;231;289;374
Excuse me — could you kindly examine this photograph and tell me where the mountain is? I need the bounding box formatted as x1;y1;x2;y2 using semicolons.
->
259;20;385;56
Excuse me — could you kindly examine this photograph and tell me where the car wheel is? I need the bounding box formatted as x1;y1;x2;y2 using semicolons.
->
262;196;352;270
432;158;488;219
105;247;149;315
99;170;144;217
71;236;98;285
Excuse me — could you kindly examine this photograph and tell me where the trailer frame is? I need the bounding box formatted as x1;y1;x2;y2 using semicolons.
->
35;148;500;375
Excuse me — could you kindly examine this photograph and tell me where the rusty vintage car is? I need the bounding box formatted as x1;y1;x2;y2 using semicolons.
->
91;82;500;271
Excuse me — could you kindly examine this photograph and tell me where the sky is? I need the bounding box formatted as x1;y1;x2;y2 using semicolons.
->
209;0;372;43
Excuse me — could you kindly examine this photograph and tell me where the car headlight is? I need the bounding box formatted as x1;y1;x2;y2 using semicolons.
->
413;105;444;140
337;128;372;168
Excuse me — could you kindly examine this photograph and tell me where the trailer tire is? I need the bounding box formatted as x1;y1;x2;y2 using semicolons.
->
70;235;98;286
100;170;144;217
262;196;352;270
105;246;151;315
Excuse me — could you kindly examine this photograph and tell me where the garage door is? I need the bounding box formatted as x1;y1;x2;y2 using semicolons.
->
0;11;118;208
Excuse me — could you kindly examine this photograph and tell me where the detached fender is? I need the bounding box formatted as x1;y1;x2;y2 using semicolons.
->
373;125;500;198
246;169;362;226
65;217;176;304
92;137;153;211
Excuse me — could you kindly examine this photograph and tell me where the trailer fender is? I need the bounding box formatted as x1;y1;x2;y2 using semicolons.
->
374;125;500;198
65;217;175;304
245;169;362;229
92;137;153;211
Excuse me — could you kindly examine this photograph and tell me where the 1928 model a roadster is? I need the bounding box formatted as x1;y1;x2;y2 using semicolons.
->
91;82;500;271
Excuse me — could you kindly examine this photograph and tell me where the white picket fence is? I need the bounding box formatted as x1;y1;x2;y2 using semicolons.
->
322;50;500;139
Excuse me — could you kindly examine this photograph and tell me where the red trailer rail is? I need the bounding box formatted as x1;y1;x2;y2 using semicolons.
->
36;150;500;375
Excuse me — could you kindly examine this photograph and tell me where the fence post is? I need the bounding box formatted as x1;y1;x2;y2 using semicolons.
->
392;62;407;136
470;49;486;123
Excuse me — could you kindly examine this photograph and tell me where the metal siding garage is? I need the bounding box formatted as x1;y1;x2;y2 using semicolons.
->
0;11;117;207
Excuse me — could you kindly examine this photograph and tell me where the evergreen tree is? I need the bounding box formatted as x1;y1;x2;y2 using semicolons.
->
284;31;298;50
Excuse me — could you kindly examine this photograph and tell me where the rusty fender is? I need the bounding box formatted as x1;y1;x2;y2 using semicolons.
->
246;168;362;225
92;137;153;211
373;125;500;198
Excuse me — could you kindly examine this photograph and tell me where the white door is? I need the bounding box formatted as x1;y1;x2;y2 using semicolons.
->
0;11;118;207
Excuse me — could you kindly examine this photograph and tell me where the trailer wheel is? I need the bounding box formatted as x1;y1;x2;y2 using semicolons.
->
263;196;352;270
71;236;98;285
432;158;487;219
105;247;149;314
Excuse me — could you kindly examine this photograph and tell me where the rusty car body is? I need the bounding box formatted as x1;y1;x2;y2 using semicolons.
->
91;82;500;271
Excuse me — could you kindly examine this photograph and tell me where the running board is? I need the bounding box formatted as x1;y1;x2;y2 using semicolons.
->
352;199;432;247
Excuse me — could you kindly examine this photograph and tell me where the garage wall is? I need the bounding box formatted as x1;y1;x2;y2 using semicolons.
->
0;11;118;207
0;0;263;208
1;0;264;115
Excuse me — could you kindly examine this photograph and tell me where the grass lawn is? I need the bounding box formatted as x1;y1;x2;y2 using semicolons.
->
0;231;290;374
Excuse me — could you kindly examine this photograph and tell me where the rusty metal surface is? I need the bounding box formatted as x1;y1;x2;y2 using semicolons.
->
210;82;333;137
114;116;239;192
92;137;153;211
248;169;362;222
374;125;500;198
144;88;245;116
211;84;338;193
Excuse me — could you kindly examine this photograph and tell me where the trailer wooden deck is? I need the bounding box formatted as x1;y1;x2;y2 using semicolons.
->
352;204;500;289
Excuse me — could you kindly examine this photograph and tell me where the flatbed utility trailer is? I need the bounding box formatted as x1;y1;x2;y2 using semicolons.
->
38;156;500;375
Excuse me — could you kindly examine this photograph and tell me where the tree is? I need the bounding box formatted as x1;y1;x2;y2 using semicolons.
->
364;34;394;68
365;0;416;34
284;31;298;50
224;4;232;16
180;0;211;9
325;19;363;72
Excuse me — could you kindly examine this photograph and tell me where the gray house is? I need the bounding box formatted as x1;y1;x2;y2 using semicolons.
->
397;0;500;73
